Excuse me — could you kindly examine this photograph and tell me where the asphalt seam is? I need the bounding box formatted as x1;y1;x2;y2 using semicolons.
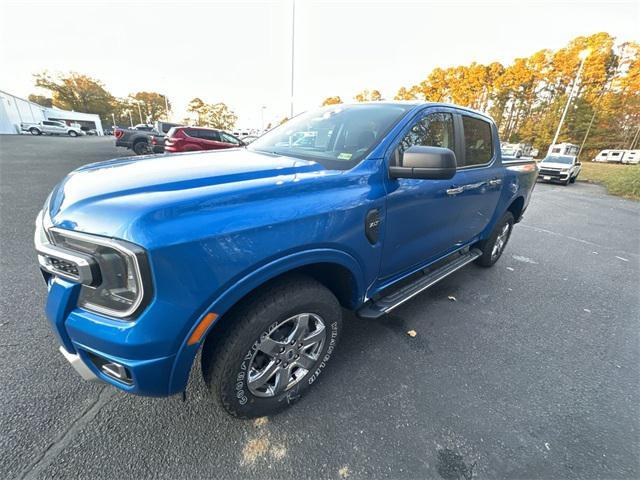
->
18;387;116;480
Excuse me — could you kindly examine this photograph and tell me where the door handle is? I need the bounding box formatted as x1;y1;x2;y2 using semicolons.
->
488;178;502;186
446;186;464;196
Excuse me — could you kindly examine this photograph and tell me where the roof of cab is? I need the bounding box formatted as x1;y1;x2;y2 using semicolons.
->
333;101;495;123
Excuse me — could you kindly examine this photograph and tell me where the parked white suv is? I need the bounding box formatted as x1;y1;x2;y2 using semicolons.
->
21;120;85;137
538;155;582;185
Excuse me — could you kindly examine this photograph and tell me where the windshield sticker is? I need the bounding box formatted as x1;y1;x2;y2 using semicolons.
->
337;153;352;160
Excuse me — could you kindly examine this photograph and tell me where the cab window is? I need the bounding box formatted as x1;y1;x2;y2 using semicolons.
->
396;112;455;166
462;116;493;166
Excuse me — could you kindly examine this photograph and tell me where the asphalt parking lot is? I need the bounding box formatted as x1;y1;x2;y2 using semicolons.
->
1;135;638;480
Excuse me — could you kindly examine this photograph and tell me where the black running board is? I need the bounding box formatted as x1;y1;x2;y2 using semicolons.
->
357;248;482;319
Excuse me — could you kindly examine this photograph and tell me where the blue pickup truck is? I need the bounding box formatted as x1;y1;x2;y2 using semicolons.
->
35;102;537;418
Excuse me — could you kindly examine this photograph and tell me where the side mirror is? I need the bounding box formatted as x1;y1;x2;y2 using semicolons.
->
389;146;457;180
576;161;582;166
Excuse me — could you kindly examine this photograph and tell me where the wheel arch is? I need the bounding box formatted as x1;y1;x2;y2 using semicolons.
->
507;195;525;223
167;249;365;394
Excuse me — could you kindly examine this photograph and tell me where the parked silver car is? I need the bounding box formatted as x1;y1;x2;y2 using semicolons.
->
21;120;85;137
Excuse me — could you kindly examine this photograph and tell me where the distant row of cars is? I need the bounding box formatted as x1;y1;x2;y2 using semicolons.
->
114;122;258;156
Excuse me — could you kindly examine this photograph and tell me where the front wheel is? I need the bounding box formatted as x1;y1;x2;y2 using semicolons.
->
30;128;40;135
570;176;577;184
202;275;343;418
68;130;78;137
475;211;514;267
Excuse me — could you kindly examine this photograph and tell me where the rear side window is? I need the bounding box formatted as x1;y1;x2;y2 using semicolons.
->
462;116;493;166
183;128;198;138
184;128;220;141
199;130;221;141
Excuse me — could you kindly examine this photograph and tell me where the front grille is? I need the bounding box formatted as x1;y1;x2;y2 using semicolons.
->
539;168;561;176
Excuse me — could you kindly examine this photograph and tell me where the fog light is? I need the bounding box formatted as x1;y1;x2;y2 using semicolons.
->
102;362;131;383
85;351;133;385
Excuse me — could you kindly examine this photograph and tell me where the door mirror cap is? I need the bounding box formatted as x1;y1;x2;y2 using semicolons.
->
389;146;457;180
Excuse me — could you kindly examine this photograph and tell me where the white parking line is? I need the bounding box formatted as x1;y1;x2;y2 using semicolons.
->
520;224;639;259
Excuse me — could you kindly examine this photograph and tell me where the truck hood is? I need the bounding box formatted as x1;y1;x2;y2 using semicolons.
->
47;149;335;240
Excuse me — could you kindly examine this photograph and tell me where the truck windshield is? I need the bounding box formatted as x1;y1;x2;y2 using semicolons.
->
543;156;573;164
248;104;412;170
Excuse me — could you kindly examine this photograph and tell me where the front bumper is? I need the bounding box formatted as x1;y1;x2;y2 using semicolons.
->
43;276;197;397
538;172;570;182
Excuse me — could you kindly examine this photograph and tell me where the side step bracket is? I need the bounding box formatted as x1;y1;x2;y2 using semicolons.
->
357;248;482;319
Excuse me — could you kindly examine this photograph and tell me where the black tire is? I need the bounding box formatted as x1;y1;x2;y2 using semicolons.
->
133;141;148;155
68;130;78;137
30;128;40;135
570;176;577;184
475;211;514;267
202;274;343;418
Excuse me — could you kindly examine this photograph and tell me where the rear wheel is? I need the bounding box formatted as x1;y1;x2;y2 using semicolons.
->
133;141;148;155
202;275;343;418
475;211;514;267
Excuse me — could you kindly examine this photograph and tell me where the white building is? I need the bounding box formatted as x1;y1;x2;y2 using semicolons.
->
0;89;104;135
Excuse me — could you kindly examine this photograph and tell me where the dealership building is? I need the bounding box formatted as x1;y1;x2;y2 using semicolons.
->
0;89;104;135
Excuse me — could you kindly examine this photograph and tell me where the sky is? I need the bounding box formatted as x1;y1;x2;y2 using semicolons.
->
1;0;638;128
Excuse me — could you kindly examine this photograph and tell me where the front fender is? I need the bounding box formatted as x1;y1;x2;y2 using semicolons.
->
167;248;365;394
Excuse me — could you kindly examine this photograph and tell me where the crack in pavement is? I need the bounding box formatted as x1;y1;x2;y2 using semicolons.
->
18;387;116;480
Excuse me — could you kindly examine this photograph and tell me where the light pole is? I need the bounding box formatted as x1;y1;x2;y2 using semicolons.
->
550;49;591;149
289;0;296;118
162;94;170;121
111;112;116;127
629;125;640;150
135;101;143;124
261;106;266;131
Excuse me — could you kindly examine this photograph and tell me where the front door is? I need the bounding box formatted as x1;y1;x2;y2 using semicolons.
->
380;109;468;278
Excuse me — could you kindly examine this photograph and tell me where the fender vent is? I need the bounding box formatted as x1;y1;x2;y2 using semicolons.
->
365;209;380;245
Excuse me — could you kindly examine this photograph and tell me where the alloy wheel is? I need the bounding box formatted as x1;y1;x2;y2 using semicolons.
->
247;313;326;398
491;223;510;260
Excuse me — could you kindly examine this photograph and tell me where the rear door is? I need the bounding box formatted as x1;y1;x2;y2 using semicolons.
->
42;121;61;134
451;113;503;241
193;129;227;150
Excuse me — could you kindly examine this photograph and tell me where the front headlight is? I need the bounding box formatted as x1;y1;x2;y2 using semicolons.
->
48;228;151;319
561;168;570;173
34;210;49;246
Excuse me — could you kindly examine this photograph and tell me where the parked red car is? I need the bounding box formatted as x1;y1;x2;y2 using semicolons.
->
164;127;244;153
